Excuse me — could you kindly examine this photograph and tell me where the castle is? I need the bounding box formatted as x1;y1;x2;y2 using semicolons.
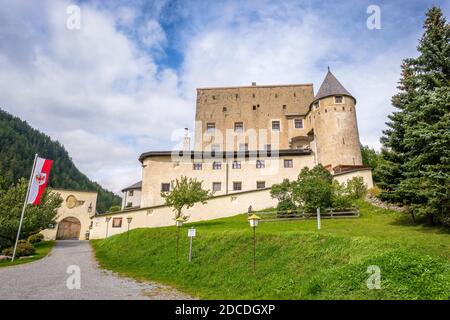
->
90;69;373;239
133;69;372;208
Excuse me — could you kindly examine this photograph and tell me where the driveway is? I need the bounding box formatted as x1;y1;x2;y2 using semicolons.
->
0;241;192;300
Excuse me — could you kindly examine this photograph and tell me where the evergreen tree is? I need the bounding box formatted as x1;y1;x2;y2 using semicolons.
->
379;7;450;225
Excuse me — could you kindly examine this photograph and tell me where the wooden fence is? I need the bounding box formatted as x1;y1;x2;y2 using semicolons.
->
253;208;359;222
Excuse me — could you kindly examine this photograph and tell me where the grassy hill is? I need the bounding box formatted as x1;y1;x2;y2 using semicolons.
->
0;108;121;213
92;200;450;299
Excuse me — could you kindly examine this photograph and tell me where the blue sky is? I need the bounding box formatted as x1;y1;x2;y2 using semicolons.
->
0;0;448;192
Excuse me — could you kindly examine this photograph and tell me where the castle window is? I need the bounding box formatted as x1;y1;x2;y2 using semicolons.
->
239;143;248;152
212;95;216;100
212;161;222;170
223;107;227;112
235;94;239;99
256;160;265;169
212;182;221;192
207;122;215;133
193;163;202;170
126;202;132;208
335;96;344;104
275;94;278;98
325;109;327;113
264;144;271;151
272;120;280;131
161;183;170;192
294;119;303;128
232;161;241;169
284;159;293;168
342;106;345;111
112;218;122;228
282;105;287;110
313;101;319;109
233;182;242;191
342;138;345;145
128;190;134;196
257;104;260;108
293;92;296;97
234;122;244;133
252;93;255;98
257;181;266;189
253;105;256;110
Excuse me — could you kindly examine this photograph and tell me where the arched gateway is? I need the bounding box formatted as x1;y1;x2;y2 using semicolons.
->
56;217;81;240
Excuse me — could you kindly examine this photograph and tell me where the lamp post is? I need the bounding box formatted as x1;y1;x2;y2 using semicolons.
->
105;217;111;238
126;217;133;245
248;214;261;274
175;217;184;259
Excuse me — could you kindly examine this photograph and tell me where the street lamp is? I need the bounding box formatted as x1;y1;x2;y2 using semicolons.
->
175;217;185;259
126;217;133;245
248;214;261;274
105;217;111;238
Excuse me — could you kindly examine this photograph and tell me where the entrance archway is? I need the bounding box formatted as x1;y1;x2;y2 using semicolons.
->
56;217;81;240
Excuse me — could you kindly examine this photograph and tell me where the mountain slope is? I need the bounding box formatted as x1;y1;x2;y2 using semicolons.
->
0;108;121;213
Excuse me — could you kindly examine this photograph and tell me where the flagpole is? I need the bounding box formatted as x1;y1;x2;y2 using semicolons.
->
12;153;38;262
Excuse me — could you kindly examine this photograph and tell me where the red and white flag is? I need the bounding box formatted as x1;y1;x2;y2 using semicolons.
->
27;157;53;205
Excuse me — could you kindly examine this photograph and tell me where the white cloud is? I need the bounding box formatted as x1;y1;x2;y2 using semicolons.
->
0;0;192;192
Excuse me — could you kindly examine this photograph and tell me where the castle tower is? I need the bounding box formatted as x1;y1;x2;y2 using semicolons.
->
309;69;362;171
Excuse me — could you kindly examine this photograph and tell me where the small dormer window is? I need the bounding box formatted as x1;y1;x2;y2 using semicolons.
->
335;96;344;104
207;123;215;133
313;101;319;109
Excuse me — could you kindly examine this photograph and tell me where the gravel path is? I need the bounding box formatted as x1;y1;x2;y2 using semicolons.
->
0;241;193;300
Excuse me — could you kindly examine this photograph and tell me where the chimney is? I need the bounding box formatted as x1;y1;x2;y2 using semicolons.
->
182;128;190;151
251;82;256;86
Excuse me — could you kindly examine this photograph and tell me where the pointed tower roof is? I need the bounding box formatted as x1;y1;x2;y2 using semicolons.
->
313;68;354;102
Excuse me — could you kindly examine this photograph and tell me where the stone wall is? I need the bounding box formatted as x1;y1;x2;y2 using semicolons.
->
90;188;277;239
194;84;314;151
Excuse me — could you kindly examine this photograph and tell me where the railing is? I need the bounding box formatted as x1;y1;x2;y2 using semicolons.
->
253;208;359;222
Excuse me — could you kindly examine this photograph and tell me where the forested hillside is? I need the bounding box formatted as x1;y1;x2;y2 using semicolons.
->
0;108;121;213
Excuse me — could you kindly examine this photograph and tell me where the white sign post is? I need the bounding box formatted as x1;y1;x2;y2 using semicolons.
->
188;228;196;262
316;208;321;230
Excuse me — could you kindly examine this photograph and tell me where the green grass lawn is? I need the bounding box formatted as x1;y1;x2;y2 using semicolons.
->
92;200;450;299
0;241;55;268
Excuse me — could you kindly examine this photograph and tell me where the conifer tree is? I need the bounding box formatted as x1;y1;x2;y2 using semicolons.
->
379;7;450;225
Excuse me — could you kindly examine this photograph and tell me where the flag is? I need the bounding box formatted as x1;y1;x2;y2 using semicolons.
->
27;157;53;205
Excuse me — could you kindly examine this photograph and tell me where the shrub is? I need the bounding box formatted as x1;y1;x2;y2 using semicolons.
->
2;241;36;257
108;205;121;213
346;177;367;199
293;165;333;211
368;186;382;198
28;233;44;244
270;179;294;203
277;199;297;215
331;181;353;210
